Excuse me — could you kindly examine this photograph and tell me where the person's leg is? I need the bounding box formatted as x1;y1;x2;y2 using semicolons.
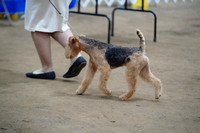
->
26;31;55;79
50;30;81;64
31;31;53;73
50;29;86;78
50;29;72;48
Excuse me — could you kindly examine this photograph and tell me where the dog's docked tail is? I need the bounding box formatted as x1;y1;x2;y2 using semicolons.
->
136;29;145;53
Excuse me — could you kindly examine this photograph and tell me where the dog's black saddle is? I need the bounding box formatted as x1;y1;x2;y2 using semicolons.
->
105;45;141;67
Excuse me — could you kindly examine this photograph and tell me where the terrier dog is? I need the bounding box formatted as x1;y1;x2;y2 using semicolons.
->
65;29;162;100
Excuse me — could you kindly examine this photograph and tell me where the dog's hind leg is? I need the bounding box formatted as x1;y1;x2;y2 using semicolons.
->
119;67;138;100
76;59;97;95
98;64;112;96
139;62;162;99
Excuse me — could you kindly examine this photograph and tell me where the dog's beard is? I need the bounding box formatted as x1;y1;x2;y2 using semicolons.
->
65;46;73;59
65;48;79;59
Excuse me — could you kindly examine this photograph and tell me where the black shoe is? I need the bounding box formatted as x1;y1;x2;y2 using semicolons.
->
63;57;87;78
26;71;56;80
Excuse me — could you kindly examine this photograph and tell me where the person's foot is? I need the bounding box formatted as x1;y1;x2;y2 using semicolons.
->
26;71;56;80
63;57;87;78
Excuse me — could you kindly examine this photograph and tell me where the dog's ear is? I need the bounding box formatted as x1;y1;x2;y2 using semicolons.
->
69;35;79;45
74;35;79;41
69;35;80;49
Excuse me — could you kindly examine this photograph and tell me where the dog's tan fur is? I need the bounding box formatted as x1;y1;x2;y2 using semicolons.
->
65;29;162;100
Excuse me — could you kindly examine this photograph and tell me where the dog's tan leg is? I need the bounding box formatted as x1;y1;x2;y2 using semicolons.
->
139;63;162;99
76;59;97;95
98;64;112;96
119;67;138;100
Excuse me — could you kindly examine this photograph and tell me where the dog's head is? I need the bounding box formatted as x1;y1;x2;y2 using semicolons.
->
65;35;81;59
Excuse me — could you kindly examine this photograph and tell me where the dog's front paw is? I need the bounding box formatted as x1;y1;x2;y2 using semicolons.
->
76;89;84;95
103;89;112;96
155;88;162;99
107;90;112;96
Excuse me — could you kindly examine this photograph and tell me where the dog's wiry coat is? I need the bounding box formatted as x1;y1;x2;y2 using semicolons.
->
80;36;142;67
65;29;162;100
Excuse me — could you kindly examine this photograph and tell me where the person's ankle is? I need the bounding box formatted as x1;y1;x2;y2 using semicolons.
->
70;53;81;66
42;67;54;73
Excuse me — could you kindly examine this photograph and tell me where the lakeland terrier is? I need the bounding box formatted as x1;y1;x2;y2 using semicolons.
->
65;29;162;100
